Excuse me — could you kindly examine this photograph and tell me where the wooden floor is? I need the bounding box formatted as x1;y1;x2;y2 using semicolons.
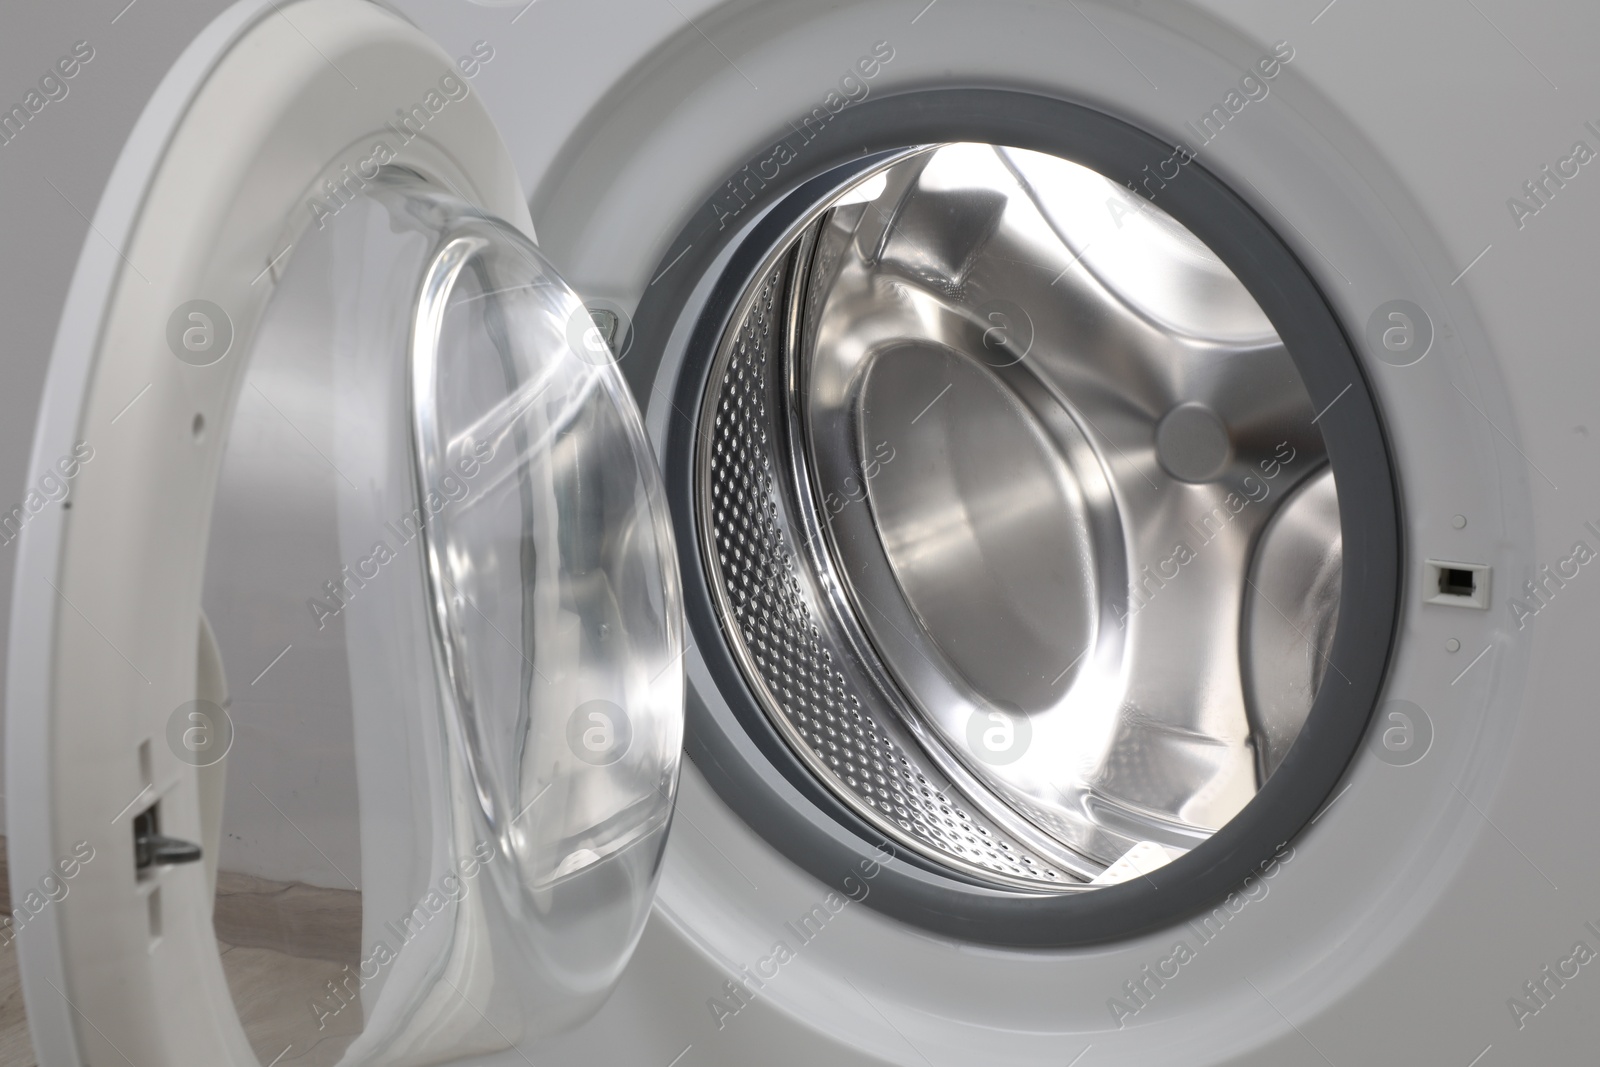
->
1;838;365;1065
217;937;363;1066
215;868;364;1066
0;836;38;1067
0;926;32;1067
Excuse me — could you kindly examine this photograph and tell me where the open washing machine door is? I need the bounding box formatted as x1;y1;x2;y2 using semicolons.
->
4;2;682;1065
13;0;1598;1063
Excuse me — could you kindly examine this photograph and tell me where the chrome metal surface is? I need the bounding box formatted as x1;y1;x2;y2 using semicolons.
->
1242;467;1343;781
696;144;1342;889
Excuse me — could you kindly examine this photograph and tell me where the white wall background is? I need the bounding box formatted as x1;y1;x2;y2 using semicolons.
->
0;0;235;832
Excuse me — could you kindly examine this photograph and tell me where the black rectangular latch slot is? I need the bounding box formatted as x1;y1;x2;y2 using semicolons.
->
132;802;203;873
1438;567;1476;598
1424;559;1490;609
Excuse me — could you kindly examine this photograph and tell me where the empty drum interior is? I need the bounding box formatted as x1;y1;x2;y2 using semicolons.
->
695;144;1341;891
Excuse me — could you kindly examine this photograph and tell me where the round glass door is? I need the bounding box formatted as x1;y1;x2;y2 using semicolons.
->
198;169;682;1065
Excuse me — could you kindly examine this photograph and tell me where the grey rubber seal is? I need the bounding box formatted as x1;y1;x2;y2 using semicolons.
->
624;89;1401;947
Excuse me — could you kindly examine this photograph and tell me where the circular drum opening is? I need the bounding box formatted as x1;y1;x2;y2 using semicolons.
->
696;143;1341;890
651;91;1399;944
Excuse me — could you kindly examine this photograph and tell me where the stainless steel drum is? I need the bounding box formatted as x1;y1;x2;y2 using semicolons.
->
694;144;1343;891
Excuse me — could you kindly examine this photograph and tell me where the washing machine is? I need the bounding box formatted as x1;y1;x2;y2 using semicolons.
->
4;0;1598;1063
